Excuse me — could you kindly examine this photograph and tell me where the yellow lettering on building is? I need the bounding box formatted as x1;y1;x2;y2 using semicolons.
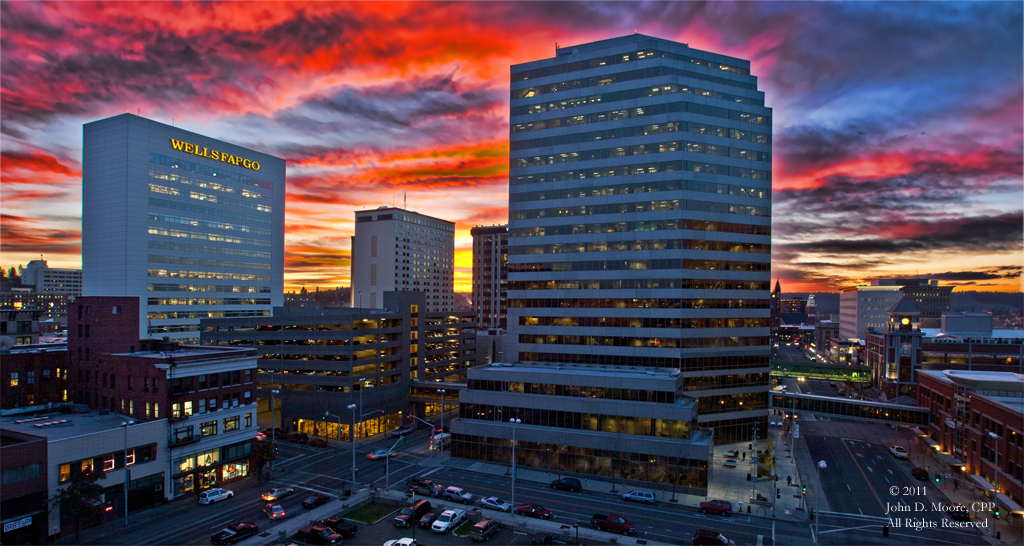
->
168;139;261;171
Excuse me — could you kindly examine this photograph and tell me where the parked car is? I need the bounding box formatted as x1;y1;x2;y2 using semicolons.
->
262;487;295;501
294;525;341;545
286;432;309;444
550;477;581;492
515;503;552;520
480;496;512;512
889;445;909;459
699;500;733;516
210;522;257;545
407;478;445;497
622;490;656;505
531;535;566;545
384;539;418;546
431;508;466;533
417;512;439;529
302;492;330;508
199;488;234;505
392;424;416;436
261;427;286;439
307;438;328;448
590;513;635;535
692;529;736;545
911;467;929;481
264;504;287;520
945;503;972;522
470;519;501;542
367;448;398;459
444;486;473;504
316;517;359;538
394;499;431;528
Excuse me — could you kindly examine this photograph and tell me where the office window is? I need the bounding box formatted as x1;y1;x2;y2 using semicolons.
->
129;400;134;415
209;397;217;412
199;398;207;414
201;421;217;437
232;394;239;407
9;372;16;387
103;454;115;471
244;391;251;404
184;401;193;416
126;449;135;466
59;464;71;483
154;403;160;418
199;374;207;390
145;402;151;418
245;413;252;428
26;371;34;385
81;460;94;473
223;416;239;432
172;403;181;419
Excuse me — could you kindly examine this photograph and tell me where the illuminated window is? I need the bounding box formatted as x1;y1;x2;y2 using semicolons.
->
9;372;17;387
103;454;115;471
59;464;71;483
81;460;94;473
126;450;135;466
184;401;193;416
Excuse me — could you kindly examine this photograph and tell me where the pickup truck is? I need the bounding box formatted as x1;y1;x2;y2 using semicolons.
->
294;525;342;545
317;517;359;538
590;513;635;535
699;499;733;516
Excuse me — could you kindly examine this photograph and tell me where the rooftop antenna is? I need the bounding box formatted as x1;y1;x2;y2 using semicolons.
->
404;191;407;209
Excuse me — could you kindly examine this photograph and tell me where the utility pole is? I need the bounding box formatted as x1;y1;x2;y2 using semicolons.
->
121;420;134;526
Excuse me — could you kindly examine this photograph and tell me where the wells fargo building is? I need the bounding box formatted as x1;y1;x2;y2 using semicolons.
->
82;114;286;342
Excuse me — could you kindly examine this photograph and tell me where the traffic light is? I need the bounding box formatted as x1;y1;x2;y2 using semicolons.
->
322;411;328;420
802;486;807;496
994;509;1001;520
934;473;941;483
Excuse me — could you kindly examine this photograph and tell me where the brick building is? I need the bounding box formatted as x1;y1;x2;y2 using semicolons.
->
0;429;48;544
1;344;68;409
67;296;259;499
916;370;1023;519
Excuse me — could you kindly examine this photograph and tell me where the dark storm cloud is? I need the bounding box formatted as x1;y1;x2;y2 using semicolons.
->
923;267;1021;281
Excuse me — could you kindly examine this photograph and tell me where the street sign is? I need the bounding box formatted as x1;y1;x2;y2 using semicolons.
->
945;473;951;479
3;517;31;533
793;424;799;439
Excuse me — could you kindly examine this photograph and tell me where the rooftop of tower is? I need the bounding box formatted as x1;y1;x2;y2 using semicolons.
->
513;32;751;72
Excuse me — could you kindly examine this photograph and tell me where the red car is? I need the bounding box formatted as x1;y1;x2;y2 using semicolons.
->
515;503;552;520
303;493;330;509
307;438;327;448
699;500;732;516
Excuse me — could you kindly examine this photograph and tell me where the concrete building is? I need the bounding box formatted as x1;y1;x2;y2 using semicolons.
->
20;260;82;296
770;280;782;339
453;33;771;489
471;225;508;329
839;285;903;340
813;320;840;359
82;114;286;343
0;291;71;321
67;296;259;499
200;291;476;442
350;207;455;313
916;370;1023;517
872;277;953;323
1;308;41;346
1;408;168;542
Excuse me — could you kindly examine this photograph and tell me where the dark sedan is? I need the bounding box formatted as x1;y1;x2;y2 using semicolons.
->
303;492;330;509
210;522;257;545
515;503;552;520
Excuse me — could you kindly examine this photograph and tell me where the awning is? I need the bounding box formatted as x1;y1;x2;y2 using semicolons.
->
935;452;962;467
996;493;1024;515
945;418;956;429
911;427;929;437
968;474;995;492
918;436;939;447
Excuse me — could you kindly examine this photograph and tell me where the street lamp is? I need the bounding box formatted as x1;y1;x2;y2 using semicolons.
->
510;418;521;514
816;460;827;543
270;388;280;464
348;404;357;487
437;389;446;433
121;420;135;527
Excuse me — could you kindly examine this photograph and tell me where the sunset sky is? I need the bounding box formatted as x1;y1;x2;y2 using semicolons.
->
2;1;1021;293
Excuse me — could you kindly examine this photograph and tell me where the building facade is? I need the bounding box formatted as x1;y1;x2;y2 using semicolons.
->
20;260;82;295
872;278;953;322
0;291;71;321
839;285;903;340
1;308;41;346
82;114;286;342
200;291;476;442
350;207;455;312
916;370;1023;515
471;225;508;329
1;344;67;409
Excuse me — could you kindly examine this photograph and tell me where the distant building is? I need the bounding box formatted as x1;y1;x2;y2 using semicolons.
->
814;320;840;359
0;343;67;409
780;297;807;315
771;280;782;338
471;225;508;329
20;260;82;295
806;295;817;326
916;370;1023;513
1;308;41;346
840;285;903;340
872;277;953;323
0;292;70;321
350;207;454;312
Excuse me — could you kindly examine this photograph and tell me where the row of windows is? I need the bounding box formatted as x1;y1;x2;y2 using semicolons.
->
511;159;770;185
519;334;769;349
59;444;156;483
148;227;272;247
698;392;769;414
513;140;770;169
148;310;270;319
508;258;769;273
510;298;770;309
467;379;677;403
1;463;40;485
171;399;251;422
149;255;270;271
509;239;770;255
511;198;769;220
149;212;271;236
520;316;770;329
150;169;271;200
511;218;770;237
510;279;769;291
452;434;708;489
149;181;272;213
150;153;273;189
512;48;750;82
149;240;271;259
512;116;771;153
521;352;769;371
512;101;769;142
512;67;763;104
148;283;271;293
149;198;272;225
510;178;768;203
147;297;270;306
461;402;691;439
684;373;770;391
148;268;271;282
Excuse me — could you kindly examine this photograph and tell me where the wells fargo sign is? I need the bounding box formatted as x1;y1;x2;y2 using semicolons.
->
170;139;260;171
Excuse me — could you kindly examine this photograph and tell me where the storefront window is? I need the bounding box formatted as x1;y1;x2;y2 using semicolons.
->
199;468;217;490
177;455;196;473
197;448;220;468
174;474;194;496
221;462;248;481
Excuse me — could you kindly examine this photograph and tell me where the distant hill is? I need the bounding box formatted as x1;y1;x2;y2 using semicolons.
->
781;291;1023;316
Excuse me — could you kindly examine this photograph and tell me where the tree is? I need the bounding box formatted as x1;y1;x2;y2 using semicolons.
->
49;468;108;542
250;438;276;481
